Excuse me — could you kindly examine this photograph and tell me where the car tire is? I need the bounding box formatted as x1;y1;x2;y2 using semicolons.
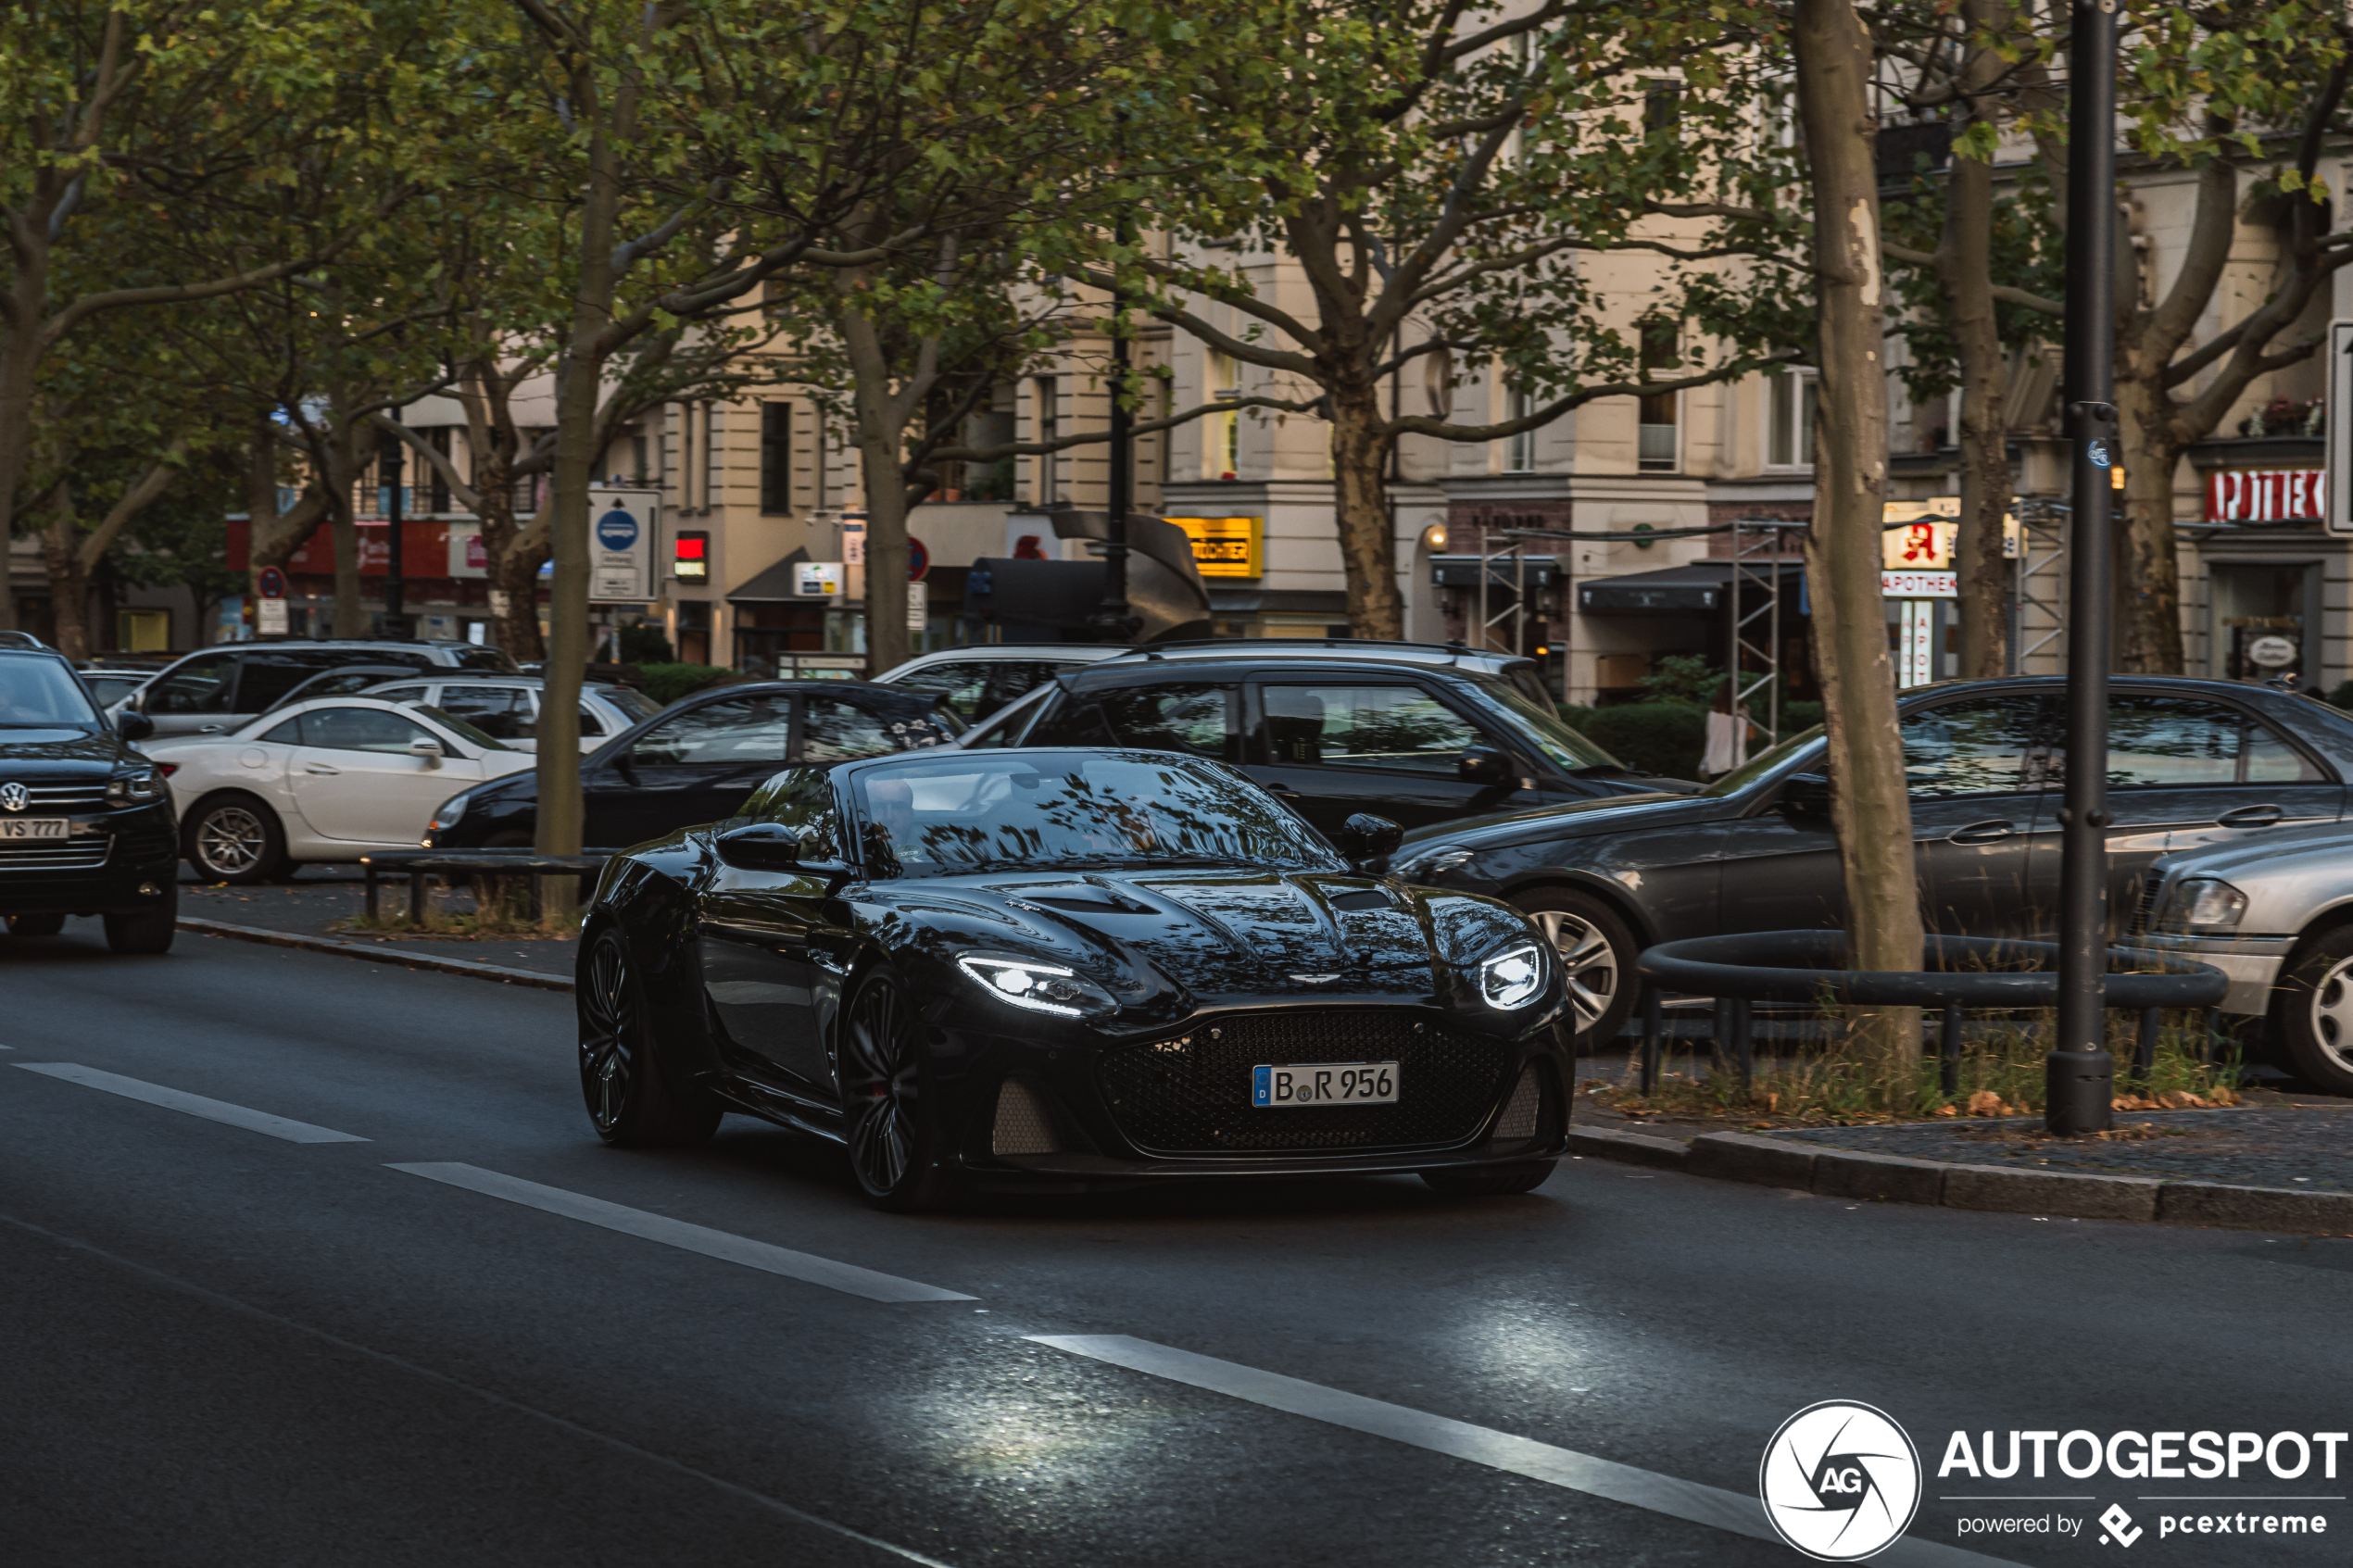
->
840;968;967;1212
1420;1160;1558;1197
5;913;67;936
1512;887;1638;1048
104;885;178;955
2271;922;2353;1097
576;927;722;1147
183;793;289;884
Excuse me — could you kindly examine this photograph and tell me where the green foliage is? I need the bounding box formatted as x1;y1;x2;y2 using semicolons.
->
1638;654;1723;709
1573;704;1707;781
614;621;675;665
635;662;735;707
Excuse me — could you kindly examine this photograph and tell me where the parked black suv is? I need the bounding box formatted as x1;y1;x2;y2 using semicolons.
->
967;641;1691;834
422;679;963;851
0;634;179;951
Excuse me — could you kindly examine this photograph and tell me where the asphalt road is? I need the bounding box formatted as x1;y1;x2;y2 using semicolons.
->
3;921;2347;1568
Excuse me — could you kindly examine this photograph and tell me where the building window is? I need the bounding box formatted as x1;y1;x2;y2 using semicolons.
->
1643;79;1682;135
1504;388;1536;472
759;402;792;515
1205;351;1239;480
631;433;649;484
1034;377;1060;505
1638;323;1679;471
1768;369;1818;468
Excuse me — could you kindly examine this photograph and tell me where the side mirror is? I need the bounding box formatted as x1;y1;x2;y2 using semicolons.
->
116;711;154;742
1337;812;1404;868
715;821;814;872
1457;745;1513;787
408;738;445;766
1781;771;1831;819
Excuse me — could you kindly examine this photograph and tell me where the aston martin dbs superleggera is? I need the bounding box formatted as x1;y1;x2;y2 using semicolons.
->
576;746;1571;1210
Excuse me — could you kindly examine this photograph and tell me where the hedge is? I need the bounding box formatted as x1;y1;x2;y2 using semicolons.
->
635;662;737;707
1573;703;1707;781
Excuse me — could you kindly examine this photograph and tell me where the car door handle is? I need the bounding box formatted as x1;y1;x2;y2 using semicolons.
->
1946;820;2016;845
2216;804;2283;828
302;764;340;776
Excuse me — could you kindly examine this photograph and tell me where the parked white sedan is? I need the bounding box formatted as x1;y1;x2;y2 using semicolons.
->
145;697;535;883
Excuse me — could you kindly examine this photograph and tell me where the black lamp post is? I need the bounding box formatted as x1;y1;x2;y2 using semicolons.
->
2047;0;2119;1135
383;407;409;638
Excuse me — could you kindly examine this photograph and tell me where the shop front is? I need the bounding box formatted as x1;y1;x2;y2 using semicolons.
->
2191;446;2332;690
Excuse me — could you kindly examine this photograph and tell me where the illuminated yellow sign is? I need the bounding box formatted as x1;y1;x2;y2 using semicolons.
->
1168;515;1262;578
1881;498;2021;567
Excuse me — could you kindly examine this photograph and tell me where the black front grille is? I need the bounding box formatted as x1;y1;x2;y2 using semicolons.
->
1098;1010;1512;1156
0;840;109;871
2131;869;2166;935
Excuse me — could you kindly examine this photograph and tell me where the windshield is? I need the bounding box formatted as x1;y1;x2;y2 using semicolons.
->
455;646;522;672
1466;679;1621;772
599;686;661;723
405;705;513;751
850;750;1343;874
1701;723;1826;797
957;683;1054;748
0;657;103;728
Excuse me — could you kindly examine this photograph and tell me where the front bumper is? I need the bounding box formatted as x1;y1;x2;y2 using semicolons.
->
937;1003;1569;1191
2132;934;2294;1016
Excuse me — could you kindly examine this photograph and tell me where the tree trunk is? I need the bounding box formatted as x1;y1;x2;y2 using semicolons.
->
0;222;49;633
1795;0;1922;1058
473;445;548;660
40;481;92;662
834;288;913;678
1937;0;2013;680
535;85;625;891
2114;369;2185;674
1328;383;1403;640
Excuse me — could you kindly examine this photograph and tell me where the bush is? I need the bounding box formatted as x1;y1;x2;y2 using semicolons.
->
635;662;736;706
615;621;675;664
1780;699;1824;734
1574;703;1707;781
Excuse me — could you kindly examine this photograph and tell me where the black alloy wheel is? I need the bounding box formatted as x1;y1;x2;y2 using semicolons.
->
103;884;177;955
841;970;963;1211
1420;1159;1558;1197
576;928;720;1146
5;912;67;936
183;793;289;884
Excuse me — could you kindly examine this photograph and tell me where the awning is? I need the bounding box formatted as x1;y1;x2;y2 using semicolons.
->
1429;554;1560;590
725;546;814;603
1576;560;1805;617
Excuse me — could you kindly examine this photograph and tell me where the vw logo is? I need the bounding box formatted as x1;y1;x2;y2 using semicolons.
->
1758;1400;1921;1561
0;782;28;813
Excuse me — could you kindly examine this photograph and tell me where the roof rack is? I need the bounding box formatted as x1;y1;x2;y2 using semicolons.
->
1115;636;1520;661
0;630;50;650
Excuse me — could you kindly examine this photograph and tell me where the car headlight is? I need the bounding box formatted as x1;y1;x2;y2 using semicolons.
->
956;953;1118;1018
2158;877;2249;935
106;769;162;804
1396;845;1475;882
428;790;472;832
1477;938;1547;1010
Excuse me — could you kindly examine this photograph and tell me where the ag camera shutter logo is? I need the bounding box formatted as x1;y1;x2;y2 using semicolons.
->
1759;1400;1922;1561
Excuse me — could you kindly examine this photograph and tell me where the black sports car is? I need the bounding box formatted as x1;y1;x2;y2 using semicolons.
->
578;746;1571;1209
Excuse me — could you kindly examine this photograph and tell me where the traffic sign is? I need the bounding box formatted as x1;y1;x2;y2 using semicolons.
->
908;536;929;581
588;485;660;602
257;567;286;600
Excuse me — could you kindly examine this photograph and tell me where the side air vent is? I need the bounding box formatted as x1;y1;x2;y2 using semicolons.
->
1492;1065;1542;1142
991;1078;1061;1156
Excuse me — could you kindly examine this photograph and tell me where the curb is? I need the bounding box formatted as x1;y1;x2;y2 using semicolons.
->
177;917;574;993
1567;1121;2353;1236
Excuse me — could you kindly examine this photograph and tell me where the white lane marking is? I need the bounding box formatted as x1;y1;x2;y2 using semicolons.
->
388;1163;974;1305
13;1063;369;1144
1031;1336;2018;1568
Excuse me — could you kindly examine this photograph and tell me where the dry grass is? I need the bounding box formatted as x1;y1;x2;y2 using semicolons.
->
333;877;579;941
1591;1008;2241;1125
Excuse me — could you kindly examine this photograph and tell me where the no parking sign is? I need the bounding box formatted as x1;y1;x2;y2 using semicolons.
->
589;486;661;602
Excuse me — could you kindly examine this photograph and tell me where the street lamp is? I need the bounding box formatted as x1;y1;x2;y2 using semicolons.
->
2048;0;2119;1135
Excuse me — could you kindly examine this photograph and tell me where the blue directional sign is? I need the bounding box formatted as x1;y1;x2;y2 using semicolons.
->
596;508;640;550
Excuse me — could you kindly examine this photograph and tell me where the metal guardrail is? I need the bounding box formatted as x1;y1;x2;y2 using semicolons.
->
1632;930;2230;1100
358;850;618;924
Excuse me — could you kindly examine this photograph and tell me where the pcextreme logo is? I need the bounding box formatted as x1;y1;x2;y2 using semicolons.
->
1760;1400;1924;1562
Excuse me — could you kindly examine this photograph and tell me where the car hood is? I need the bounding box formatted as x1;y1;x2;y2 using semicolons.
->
2149;821;2353;885
0;728;132;778
1396;785;1733;854
868;865;1539;1018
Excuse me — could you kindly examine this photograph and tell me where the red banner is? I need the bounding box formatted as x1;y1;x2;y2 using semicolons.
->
2205;468;2325;524
227;517;450;576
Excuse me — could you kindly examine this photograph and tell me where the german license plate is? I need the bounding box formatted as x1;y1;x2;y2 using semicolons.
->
0;818;66;841
1252;1061;1399;1108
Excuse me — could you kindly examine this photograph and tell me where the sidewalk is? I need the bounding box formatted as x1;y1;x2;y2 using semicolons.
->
178;869;578;983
